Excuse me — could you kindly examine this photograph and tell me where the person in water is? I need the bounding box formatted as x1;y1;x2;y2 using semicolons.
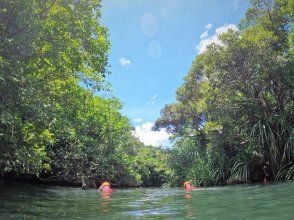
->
184;181;197;191
262;161;271;183
99;181;113;192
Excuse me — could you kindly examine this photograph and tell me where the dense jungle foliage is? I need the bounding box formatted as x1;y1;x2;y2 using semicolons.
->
0;0;293;188
155;0;294;186
0;0;170;187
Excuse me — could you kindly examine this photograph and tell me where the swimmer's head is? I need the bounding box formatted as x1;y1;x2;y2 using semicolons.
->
184;181;191;187
101;181;110;187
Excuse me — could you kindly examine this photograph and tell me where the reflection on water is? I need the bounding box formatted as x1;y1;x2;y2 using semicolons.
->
184;193;192;199
100;190;112;212
0;181;293;219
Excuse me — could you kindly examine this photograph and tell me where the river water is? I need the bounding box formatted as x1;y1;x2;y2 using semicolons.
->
0;181;293;219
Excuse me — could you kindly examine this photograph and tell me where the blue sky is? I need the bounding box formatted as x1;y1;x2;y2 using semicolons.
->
100;0;250;146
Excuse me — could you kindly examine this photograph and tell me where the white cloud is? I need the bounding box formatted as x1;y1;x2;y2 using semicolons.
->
134;118;144;123
133;122;170;146
197;23;238;54
151;94;157;100
200;30;208;39
148;94;157;105
119;57;131;66
215;24;238;35
199;23;212;42
204;23;212;30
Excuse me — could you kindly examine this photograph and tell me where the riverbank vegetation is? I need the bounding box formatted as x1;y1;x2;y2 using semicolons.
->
155;0;294;186
0;0;293;188
0;0;169;188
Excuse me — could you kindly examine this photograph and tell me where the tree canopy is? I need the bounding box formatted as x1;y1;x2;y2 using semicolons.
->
0;0;293;188
0;0;170;187
155;0;293;186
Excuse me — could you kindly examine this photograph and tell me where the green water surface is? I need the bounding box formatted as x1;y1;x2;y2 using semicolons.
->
0;181;293;219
